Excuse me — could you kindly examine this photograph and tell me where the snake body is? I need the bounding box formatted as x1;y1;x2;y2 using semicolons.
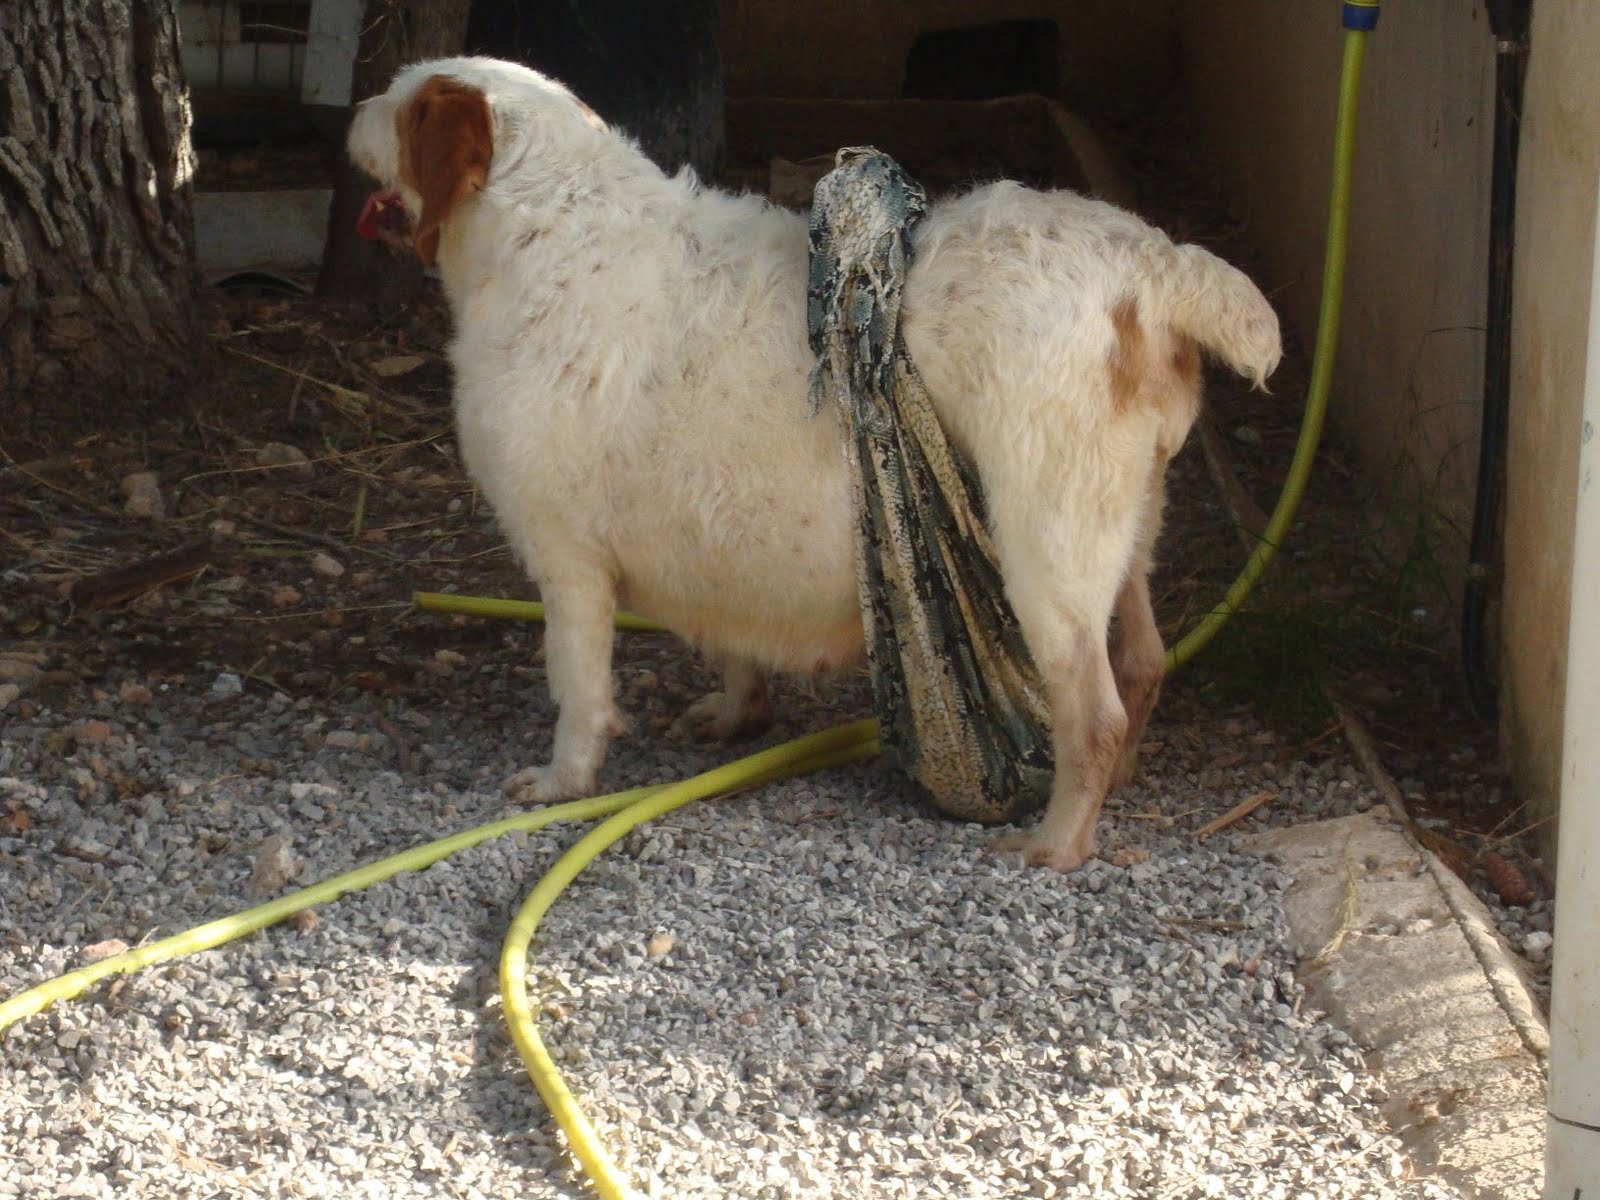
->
806;149;1054;825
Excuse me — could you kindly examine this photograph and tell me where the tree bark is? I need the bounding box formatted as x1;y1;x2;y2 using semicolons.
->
0;0;199;414
316;0;470;306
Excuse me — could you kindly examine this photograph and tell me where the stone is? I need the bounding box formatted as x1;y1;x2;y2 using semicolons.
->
249;834;301;897
0;653;45;682
71;719;113;745
310;553;345;579
120;471;165;519
210;672;244;699
118;680;153;705
254;442;315;479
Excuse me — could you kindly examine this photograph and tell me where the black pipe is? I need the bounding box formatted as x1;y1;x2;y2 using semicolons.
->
1462;0;1531;723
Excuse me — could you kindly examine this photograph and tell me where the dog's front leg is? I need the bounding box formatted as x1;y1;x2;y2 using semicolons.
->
504;574;622;804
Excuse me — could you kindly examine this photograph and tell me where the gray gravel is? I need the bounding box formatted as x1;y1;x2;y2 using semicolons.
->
1;622;1465;1199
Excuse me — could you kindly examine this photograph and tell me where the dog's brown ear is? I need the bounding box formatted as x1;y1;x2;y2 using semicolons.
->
396;75;492;266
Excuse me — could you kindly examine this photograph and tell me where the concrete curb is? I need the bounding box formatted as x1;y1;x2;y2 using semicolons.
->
1246;810;1547;1199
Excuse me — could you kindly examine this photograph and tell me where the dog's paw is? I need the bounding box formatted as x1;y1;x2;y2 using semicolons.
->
668;691;773;743
503;762;594;805
993;828;1093;873
1109;743;1141;791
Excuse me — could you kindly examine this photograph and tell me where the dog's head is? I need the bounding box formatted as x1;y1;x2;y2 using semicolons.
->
346;57;605;266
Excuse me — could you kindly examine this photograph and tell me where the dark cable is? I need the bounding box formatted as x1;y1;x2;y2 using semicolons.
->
1462;0;1532;722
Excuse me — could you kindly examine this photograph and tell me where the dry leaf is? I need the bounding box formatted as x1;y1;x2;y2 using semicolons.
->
370;353;426;378
81;938;130;963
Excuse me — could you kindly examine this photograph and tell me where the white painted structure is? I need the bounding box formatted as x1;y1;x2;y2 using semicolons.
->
300;0;363;107
192;189;333;276
178;0;362;105
1545;167;1600;1200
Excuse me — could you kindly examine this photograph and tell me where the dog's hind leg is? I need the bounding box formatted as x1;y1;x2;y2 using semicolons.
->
989;495;1137;872
1108;566;1164;791
670;657;773;742
1015;612;1128;873
1108;476;1168;790
504;570;622;804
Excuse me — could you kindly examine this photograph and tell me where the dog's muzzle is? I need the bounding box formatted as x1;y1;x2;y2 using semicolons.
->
357;190;413;249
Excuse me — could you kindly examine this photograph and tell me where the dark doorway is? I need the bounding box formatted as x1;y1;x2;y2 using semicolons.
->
465;0;724;182
903;19;1061;101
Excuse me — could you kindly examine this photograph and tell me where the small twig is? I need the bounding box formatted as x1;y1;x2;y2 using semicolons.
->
1481;811;1556;850
239;668;290;695
1480;799;1531;844
68;541;212;610
219;346;373;415
1332;692;1476;876
424;544;513;564
1331;696;1417;829
376;715;415;773
0;451;94;482
1198;416;1272;555
1193;789;1276;840
1274;719;1345;761
55;841;127;867
228;509;389;559
287;368;307;426
1163;916;1251;932
0;524;37;552
231;602;411;624
1115;805;1202;822
350;480;369;541
178;433;449;490
364;512;469;536
1310;835;1361;965
0;442;123;519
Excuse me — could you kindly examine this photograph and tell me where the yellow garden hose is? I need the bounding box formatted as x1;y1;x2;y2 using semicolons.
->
499;721;880;1200
425;14;1377;1192
0;696;878;1199
414;591;667;633
1166;12;1374;669
0;787;656;1031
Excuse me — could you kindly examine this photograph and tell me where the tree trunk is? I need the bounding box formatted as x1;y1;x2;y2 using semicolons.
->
0;0;199;417
316;0;470;306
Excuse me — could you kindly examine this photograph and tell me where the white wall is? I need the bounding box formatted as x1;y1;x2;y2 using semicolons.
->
1502;1;1600;828
1178;2;1600;828
1179;3;1494;571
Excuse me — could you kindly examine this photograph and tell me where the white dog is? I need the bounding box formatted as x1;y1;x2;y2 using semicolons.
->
347;57;1280;871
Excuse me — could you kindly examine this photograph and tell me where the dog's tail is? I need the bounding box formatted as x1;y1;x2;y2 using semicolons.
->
1138;242;1282;390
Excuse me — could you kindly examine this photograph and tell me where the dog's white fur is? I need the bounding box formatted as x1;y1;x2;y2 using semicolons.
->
348;57;1281;870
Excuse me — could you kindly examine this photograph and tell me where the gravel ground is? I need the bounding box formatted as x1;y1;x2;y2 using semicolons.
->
0;612;1473;1200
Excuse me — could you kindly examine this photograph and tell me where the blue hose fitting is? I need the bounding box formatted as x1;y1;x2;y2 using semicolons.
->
1342;0;1381;31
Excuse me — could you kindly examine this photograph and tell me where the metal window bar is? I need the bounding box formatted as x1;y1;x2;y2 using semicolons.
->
192;1;310;93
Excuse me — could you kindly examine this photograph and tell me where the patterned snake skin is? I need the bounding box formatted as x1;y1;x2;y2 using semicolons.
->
806;148;1054;824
